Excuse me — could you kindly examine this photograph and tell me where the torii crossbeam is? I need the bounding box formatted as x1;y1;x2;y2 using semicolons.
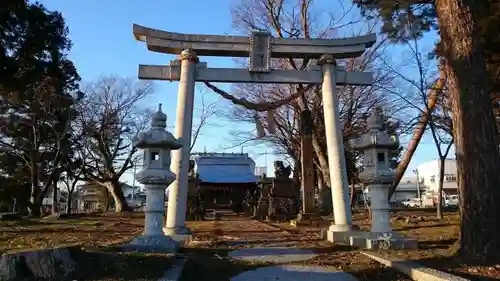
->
133;24;376;59
138;64;372;85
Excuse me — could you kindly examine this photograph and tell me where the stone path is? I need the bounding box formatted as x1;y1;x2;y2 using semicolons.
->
187;214;361;281
230;265;359;281
187;216;323;249
228;247;318;263
158;257;187;281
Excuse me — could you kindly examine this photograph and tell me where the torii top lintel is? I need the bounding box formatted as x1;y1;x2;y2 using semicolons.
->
133;24;376;59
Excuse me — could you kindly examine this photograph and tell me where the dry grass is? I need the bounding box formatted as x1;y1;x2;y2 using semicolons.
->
0;213;144;254
2;209;497;280
353;209;500;281
1;213;174;281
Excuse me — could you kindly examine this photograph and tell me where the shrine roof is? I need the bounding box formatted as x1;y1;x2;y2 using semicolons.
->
193;154;258;184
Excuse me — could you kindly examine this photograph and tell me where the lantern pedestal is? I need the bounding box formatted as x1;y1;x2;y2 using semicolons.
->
126;235;179;253
368;183;392;233
128;183;180;252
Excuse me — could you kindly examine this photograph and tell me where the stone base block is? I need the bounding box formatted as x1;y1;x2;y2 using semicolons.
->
290;213;322;227
163;226;192;235
352;232;418;249
363;236;418;250
326;229;366;244
325;227;418;250
163;226;193;243
125;235;180;253
296;212;321;220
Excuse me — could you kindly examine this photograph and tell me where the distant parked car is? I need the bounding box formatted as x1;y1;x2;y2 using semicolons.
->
402;198;421;208
445;195;459;207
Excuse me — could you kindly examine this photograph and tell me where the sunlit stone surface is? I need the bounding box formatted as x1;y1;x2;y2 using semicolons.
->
231;265;359;281
228;247;317;263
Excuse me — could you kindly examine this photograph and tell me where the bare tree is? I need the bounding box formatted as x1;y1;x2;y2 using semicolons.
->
386;53;447;199
190;88;221;152
204;0;407;213
381;36;455;220
387;70;446;199
428;91;453;219
77;76;153;213
59;133;87;216
60;162;84;215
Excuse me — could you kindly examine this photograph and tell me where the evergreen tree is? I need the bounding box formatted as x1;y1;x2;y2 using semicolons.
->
355;0;500;261
0;0;80;216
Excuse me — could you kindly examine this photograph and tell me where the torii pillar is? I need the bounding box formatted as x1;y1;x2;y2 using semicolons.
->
164;50;198;236
319;55;353;232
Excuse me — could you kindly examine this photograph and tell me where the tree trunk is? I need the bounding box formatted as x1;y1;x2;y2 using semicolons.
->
101;180;131;213
293;157;301;184
388;68;446;199
51;179;58;215
435;0;500;262
350;179;356;209
437;158;445;220
316;169;332;215
28;170;41;217
312;133;333;215
66;191;72;216
312;133;330;185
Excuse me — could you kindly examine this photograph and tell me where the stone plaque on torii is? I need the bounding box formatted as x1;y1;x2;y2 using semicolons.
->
133;23;376;242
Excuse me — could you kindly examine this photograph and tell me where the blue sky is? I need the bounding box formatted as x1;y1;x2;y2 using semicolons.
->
38;0;450;185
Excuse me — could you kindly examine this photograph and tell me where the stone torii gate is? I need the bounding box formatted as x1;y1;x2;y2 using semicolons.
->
133;24;376;241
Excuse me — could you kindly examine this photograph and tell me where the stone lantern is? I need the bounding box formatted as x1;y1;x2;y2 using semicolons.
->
128;104;182;252
351;107;396;233
350;107;416;249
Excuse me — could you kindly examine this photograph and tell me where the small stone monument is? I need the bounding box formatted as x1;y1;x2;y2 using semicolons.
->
269;161;300;221
350;107;417;249
128;104;182;252
254;174;271;220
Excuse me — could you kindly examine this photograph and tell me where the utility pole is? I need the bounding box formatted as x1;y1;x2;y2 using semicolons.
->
265;149;268;175
132;159;138;200
413;169;422;207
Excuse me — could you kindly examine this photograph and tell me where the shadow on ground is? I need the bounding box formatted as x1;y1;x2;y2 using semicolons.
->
348;267;412;281
195;229;283;234
7;247;174;281
397;223;460;231
212;237;325;247
418;238;456;250
72;248;174;281
178;247;272;281
416;255;500;281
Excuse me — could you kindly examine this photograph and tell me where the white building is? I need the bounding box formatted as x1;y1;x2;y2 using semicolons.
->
357;177;423;205
392;177;424;202
415;159;458;196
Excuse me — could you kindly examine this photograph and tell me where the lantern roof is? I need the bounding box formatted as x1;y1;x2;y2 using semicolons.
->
134;104;182;149
350;107;398;150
